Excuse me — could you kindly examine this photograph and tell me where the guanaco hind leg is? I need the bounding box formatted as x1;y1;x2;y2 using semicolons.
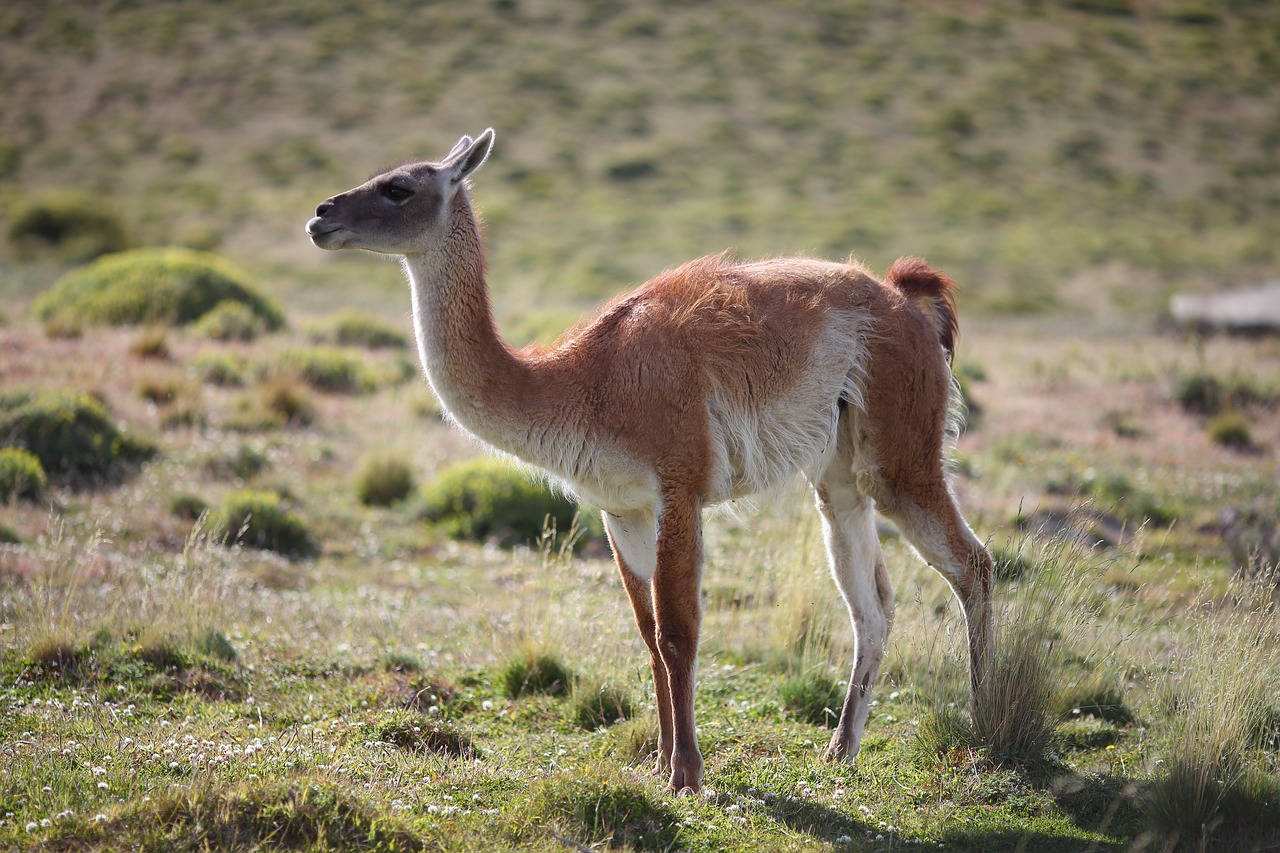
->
814;432;896;762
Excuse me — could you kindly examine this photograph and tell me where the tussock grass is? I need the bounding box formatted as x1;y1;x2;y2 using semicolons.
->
917;527;1114;771
572;680;635;730
500;647;574;699
779;668;843;728
1142;578;1280;850
47;780;430;852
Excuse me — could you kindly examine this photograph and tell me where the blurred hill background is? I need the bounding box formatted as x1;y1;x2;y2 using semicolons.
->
2;0;1277;329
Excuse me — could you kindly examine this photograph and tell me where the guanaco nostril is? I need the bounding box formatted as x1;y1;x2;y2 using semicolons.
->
315;200;334;217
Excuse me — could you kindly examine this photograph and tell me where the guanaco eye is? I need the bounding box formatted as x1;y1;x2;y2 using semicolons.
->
381;184;413;202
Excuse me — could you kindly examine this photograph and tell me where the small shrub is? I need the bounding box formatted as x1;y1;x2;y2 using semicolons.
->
382;651;422;673
194;300;266;341
356;455;415;506
7;193;131;262
1175;370;1275;416
205;443;270;482
0;523;20;544
1174;371;1225;415
1207;410;1253;449
0;446;46;501
500;650;573;699
1221;505;1280;581
190;352;248;387
779;669;844;728
31;638;90;681
258;375;317;426
268;348;375;394
373;715;477;759
136;375;182;405
1083;470;1174;525
210;489;317;558
315;309;407;349
572;682;635;729
34;247;284;330
42;316;84;339
0;390;154;487
420;457;596;549
129;326;171;359
168;493;208;520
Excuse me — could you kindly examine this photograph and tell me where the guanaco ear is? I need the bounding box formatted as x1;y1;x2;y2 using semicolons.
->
444;135;473;160
443;129;494;184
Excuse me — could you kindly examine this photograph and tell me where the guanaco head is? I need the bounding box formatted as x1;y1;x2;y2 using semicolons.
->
306;129;494;256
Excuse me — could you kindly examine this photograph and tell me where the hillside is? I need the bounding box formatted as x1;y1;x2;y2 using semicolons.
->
2;0;1278;325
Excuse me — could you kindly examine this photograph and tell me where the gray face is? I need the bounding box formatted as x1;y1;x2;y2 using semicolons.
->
305;129;495;257
305;162;450;255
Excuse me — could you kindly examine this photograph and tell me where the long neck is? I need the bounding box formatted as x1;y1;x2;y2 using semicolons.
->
403;193;536;452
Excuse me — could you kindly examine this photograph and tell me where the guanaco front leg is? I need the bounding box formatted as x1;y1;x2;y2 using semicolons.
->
604;510;673;776
651;491;704;795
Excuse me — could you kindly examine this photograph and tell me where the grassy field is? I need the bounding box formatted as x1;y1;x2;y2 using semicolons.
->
3;1;1280;851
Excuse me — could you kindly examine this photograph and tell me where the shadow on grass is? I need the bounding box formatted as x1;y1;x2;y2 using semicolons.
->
1051;771;1146;841
719;781;869;845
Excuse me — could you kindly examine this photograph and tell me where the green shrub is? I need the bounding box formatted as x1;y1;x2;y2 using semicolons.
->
34;248;284;330
210;489;317;558
269;348;375;394
779;669;844;728
420;457;596;549
194;300;266;341
0;446;46;501
500;650;573;699
7;193;131;262
315;309;407;349
356;455;415;506
0;390;154;487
